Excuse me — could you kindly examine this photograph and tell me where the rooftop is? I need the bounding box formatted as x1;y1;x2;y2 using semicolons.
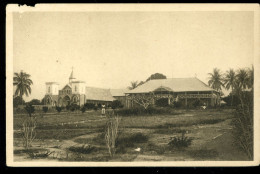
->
126;77;216;94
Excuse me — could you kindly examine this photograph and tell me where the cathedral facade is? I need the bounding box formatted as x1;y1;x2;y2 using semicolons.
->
44;70;115;107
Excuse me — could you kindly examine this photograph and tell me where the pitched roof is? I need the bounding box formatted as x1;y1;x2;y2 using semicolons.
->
110;88;129;96
85;87;115;101
62;84;71;90
126;77;216;94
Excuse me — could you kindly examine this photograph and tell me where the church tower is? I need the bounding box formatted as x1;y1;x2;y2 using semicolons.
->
69;67;76;85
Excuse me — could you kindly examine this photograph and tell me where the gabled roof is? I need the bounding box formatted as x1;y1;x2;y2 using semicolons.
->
126;77;216;94
85;87;115;101
62;84;72;90
110;88;129;97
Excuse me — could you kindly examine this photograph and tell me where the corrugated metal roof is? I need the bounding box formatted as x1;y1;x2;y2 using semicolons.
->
110;88;129;96
85;87;115;101
126;78;215;94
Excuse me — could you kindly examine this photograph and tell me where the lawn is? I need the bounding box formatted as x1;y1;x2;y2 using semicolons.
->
13;109;250;161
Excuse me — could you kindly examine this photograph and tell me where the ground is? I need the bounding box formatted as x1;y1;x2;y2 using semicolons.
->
13;109;250;161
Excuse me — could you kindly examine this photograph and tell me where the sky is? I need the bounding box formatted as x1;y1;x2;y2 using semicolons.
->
13;11;254;101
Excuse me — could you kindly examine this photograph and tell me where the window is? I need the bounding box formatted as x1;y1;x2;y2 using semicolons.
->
48;87;50;93
75;86;77;92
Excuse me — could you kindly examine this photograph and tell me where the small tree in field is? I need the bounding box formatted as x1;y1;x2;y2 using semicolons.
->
42;106;48;114
56;106;62;113
132;93;155;110
23;104;36;150
105;112;121;157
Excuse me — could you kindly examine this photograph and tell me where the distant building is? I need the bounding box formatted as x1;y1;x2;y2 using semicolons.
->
125;77;221;108
43;69;115;107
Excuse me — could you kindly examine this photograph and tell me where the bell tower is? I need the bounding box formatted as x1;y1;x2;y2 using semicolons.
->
69;67;76;85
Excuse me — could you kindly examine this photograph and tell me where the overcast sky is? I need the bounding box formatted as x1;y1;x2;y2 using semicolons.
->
13;11;254;101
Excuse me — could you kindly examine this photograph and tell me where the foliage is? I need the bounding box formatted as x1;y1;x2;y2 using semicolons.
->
13;71;33;103
146;73;167;82
128;81;139;90
28;99;41;105
132;93;155;109
155;98;169;107
116;106;175;116
21;117;37;149
208;68;223;92
111;100;124;109
222;94;240;107
69;104;80;112
42;106;48;113
80;106;86;113
105;114;120;157
223;69;236;106
68;145;97;154
172;101;183;108
56;106;62;113
231;91;253;160
13;96;25;108
84;103;96;110
168;131;193;149
24;104;35;117
192;99;204;108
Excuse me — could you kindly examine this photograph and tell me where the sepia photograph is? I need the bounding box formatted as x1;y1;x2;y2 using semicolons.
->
6;4;260;166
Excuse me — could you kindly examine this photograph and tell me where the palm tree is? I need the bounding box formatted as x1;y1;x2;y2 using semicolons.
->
208;68;223;92
13;71;33;105
247;66;254;90
128;81;139;90
236;69;249;90
223;69;236;106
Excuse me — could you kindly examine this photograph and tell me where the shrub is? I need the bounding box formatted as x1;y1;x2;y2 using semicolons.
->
116;106;175;116
168;131;192;149
172;101;183;108
111;100;124;109
55;106;62;113
13;96;25;108
155;98;169;107
116;133;149;148
105;114;120;157
84;103;95;110
42;106;48;113
68;144;97;154
80;106;87;113
25;104;35;117
70;104;80;112
21;117;37;149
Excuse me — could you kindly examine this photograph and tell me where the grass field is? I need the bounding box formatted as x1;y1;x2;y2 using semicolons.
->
13;109;250;161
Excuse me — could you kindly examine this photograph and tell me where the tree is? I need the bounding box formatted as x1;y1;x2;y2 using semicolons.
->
208;68;223;92
146;73;166;82
132;93;155;110
13;96;25;108
236;69;249;90
128;81;139;90
13;71;33;105
24;104;35;117
28;99;41;105
223;69;236;106
247;66;254;90
138;81;145;87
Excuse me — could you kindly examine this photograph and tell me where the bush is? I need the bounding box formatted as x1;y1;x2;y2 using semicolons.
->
70;104;80;112
116;106;175;116
42;106;48;113
13;96;25;108
25;104;35;117
168;131;192;149
80;106;87;113
84;103;95;110
155;98;169;107
172;101;183;108
111;100;124;109
68;145;97;154
55;106;62;113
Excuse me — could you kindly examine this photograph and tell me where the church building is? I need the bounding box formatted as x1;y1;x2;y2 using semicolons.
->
44;69;115;107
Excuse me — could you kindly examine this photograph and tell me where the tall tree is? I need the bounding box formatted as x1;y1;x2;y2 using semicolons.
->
146;73;167;82
236;69;249;90
223;69;236;106
208;68;223;92
247;66;254;90
128;81;139;90
13;71;33;105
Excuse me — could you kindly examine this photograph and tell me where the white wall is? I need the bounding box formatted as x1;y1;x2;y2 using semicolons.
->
46;84;59;95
